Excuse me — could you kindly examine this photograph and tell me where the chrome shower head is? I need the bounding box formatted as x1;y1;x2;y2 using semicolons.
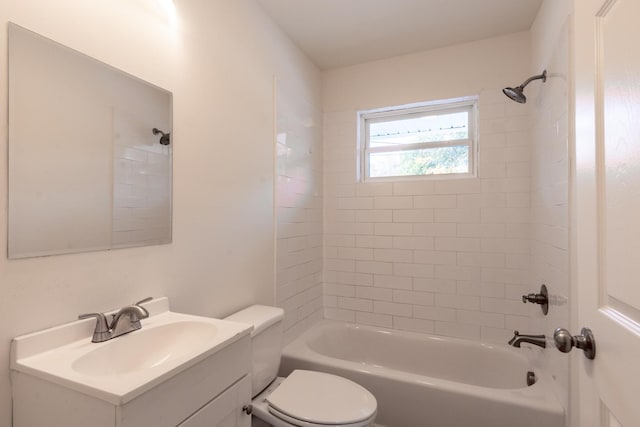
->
502;86;527;103
503;70;547;104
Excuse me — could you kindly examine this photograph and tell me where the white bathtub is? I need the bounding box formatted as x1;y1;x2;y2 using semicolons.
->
280;321;564;427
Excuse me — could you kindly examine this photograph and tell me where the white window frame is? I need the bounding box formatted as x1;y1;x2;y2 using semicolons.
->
357;97;478;182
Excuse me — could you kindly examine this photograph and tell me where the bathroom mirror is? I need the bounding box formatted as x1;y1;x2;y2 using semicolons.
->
8;23;172;259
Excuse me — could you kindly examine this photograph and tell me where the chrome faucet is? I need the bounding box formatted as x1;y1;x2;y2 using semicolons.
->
79;297;152;343
508;330;547;348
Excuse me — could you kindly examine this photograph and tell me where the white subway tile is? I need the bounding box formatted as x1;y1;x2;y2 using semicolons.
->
507;162;531;177
374;301;413;317
393;290;434;306
505;224;530;239
506;253;530;269
338;297;373;312
457;281;505;298
457;193;505;209
356;210;393;223
413;195;457;209
480;327;513;344
356;286;393;301
435;237;482;252
392;209;434;223
457;252;505;268
337;247;374;261
479;162;507;179
324;283;356;297
325;258;356;272
435;265;481;281
435;293;480;310
413;223;457;237
505;314;533;330
393;236;433;250
375;223;413;236
434;179;482;194
325;308;356;322
374;196;414;209
324;295;338;308
393;317;435;334
481;297;534;315
456;223;505;238
337;197;374;210
393;181;435;195
480;102;505;119
413;278;457;294
356;261;393;275
413;251;457;265
434;208;481;223
481;207;529;224
413;305;456;322
355;182;393;197
374;275;413;290
351;273;372;287
356;312;393;328
482;238;529;254
482;268;529;285
479;133;506;149
457;310;505;328
356;235;394;248
374;248;413;263
505;284;532;302
435;321;481;339
325;234;356;247
394;263;436;278
506;192;530;208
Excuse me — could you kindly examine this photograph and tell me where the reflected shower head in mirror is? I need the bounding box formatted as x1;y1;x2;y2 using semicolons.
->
503;70;547;103
153;128;171;145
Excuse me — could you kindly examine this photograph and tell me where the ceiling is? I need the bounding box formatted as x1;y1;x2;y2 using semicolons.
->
257;0;543;69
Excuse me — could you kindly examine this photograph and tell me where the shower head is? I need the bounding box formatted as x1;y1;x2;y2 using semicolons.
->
152;128;171;145
503;70;547;104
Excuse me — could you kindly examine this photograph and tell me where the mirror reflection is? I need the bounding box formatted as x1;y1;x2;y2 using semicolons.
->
8;23;172;259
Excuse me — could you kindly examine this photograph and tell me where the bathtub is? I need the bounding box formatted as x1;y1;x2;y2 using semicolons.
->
279;321;564;427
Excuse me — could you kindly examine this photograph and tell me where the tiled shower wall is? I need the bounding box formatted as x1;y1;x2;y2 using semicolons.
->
529;0;572;413
276;78;324;343
323;90;537;342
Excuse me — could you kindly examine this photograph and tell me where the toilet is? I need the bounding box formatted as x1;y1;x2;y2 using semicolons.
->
225;305;377;427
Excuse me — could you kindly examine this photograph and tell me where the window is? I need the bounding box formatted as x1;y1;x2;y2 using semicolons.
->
358;98;477;181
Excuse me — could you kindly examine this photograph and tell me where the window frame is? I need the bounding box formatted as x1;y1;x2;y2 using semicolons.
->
358;97;478;182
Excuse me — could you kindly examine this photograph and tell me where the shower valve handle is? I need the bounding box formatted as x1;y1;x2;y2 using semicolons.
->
521;284;549;315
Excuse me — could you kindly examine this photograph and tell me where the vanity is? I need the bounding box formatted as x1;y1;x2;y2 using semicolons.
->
10;298;253;427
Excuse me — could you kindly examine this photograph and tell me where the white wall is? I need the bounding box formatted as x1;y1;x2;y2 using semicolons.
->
529;0;573;420
275;76;324;343
322;32;539;341
0;0;320;425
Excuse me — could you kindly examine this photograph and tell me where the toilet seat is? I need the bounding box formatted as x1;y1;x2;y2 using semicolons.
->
266;370;377;427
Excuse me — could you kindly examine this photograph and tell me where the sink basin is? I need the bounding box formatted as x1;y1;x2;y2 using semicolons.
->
72;321;219;376
10;297;252;404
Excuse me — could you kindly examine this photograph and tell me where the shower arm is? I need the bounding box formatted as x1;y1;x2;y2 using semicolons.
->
519;71;547;89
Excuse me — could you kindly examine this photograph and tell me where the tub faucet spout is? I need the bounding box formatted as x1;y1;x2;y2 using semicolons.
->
508;330;546;348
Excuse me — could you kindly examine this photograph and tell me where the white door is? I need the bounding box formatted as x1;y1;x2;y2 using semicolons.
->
574;0;640;425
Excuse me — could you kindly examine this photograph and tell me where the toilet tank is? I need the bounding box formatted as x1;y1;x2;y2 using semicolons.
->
225;305;284;397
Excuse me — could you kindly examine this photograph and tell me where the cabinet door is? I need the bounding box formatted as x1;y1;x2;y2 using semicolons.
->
179;375;251;427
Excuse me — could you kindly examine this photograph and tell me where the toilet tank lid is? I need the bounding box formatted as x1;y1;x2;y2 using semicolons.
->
225;305;284;337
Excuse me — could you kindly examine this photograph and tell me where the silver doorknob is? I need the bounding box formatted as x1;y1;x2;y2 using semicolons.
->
553;327;596;360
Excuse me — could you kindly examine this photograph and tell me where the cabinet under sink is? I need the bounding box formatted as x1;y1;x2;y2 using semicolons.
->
10;297;253;427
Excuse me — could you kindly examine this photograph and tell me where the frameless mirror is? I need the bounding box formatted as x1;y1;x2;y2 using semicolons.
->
8;23;172;259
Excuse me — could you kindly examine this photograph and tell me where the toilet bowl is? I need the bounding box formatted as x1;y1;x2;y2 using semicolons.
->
225;305;377;427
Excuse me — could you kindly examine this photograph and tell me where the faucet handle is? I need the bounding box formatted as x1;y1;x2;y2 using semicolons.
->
134;297;152;317
78;313;112;342
78;313;109;332
135;297;153;305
